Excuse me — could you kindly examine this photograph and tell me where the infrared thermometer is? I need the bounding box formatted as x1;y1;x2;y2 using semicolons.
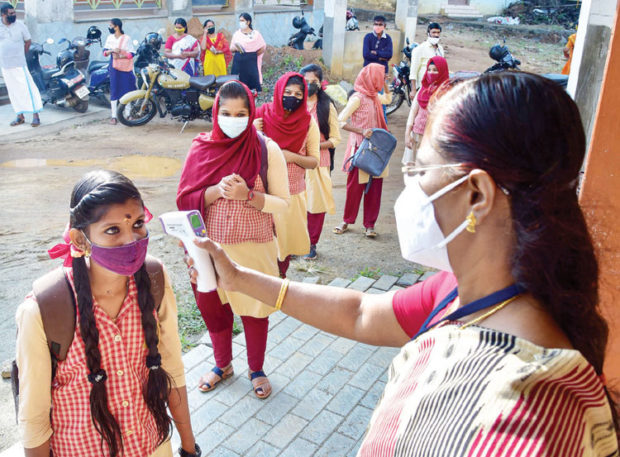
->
159;210;217;293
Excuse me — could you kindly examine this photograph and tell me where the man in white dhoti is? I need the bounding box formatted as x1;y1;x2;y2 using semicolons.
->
1;2;42;126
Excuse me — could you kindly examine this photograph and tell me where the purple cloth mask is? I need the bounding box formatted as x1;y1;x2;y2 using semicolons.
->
87;233;149;276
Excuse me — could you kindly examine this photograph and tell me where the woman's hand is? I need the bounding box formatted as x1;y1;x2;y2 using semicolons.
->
220;174;249;200
182;238;241;291
282;149;298;164
362;128;373;139
253;118;264;131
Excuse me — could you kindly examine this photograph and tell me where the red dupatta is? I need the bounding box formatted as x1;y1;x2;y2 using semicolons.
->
176;81;262;214
256;72;311;153
353;63;388;130
201;32;232;66
417;56;449;110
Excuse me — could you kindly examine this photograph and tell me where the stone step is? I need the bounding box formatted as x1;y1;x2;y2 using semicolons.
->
441;4;484;18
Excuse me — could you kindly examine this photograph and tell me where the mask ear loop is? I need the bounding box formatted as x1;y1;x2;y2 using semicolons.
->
427;173;470;203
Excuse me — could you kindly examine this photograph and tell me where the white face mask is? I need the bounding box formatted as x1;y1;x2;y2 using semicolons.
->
239;21;248;30
428;36;440;45
394;173;470;272
218;115;249;138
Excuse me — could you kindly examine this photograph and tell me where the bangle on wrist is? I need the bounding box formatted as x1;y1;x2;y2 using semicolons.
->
275;279;290;312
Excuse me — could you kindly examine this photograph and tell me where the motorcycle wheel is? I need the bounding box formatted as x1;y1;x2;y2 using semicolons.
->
72;99;89;113
117;98;157;127
385;88;404;116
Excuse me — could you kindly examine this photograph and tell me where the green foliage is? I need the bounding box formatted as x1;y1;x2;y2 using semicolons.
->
175;289;206;351
353;266;381;281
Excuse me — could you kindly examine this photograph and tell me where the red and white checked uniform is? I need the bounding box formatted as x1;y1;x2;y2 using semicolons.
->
308;103;331;168
286;132;309;195
342;94;382;170
50;270;161;457
204;175;274;244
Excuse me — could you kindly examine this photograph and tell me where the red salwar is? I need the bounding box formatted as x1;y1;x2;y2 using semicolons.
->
194;288;268;372
343;168;383;228
307;211;326;245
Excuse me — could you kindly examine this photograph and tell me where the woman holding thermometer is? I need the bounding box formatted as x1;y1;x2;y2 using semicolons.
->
177;80;290;399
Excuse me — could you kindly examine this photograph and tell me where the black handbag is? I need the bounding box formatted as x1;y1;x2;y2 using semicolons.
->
344;128;397;193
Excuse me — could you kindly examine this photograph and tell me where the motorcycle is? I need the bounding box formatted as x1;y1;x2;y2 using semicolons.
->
346;9;359;31
386;38;417;116
288;15;315;50
117;58;237;127
27;38;89;113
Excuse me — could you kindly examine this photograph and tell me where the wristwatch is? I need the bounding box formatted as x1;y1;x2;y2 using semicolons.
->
247;189;255;201
178;444;201;457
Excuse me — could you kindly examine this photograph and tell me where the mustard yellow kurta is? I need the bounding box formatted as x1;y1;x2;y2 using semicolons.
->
273;119;321;260
216;139;290;317
305;103;340;214
338;93;392;184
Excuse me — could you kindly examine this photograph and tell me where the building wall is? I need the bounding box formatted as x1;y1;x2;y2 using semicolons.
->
414;0;507;15
342;29;401;80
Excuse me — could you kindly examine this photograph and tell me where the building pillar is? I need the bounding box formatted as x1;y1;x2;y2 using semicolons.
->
579;4;620;391
395;0;418;45
323;0;346;79
169;0;192;16
313;0;325;32
235;0;254;19
567;0;617;149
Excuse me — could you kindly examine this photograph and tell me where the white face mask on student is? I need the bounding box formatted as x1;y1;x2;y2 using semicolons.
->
394;172;470;272
218;116;249;138
428;36;440;45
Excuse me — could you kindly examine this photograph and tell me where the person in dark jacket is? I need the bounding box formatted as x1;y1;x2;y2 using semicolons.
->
362;15;393;73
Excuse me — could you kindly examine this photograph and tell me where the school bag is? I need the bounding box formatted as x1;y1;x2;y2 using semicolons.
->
344;128;398;193
11;256;165;422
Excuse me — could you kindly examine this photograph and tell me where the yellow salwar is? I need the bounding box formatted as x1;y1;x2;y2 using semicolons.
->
273;119;321;260
215;139;290;318
203;50;227;77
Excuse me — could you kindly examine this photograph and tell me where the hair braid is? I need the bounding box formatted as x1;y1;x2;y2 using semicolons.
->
134;263;172;445
73;256;123;457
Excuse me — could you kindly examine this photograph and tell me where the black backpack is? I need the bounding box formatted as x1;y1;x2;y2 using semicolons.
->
11;256;165;422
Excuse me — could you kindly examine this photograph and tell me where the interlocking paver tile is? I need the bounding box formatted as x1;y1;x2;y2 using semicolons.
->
315;432;356;457
316;366;355;395
348;276;376;291
276;351;313;379
291;388;334;421
278;438;318;457
268;336;304;360
307;347;344;374
302;409;344;444
298;332;333;357
348;362;386;390
263;413;308;448
195;421;235;454
372;274;399;290
191;398;229;435
338;405;374;440
337;344;374;371
219;395;266;429
291;324;320;342
283;370;321;398
255;392;298;425
225;418;271;454
327;277;352;288
326;384;365;416
360;381;386;409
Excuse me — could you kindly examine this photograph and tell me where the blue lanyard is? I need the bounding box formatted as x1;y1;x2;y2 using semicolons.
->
412;284;524;340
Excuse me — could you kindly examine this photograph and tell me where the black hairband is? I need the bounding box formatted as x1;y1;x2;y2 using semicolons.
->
146;354;162;370
88;369;107;384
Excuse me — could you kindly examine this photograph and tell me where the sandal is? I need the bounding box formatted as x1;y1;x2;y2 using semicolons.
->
197;364;234;392
365;227;378;238
333;223;349;235
31;117;41;127
109;118;118;125
248;370;272;399
10;116;25;127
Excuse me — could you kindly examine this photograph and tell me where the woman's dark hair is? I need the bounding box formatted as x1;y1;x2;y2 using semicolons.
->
239;13;253;30
300;64;335;143
110;18;124;35
218;80;250;109
285;75;306;94
429;72;618;431
174;18;187;30
69;170;172;456
203;18;214;27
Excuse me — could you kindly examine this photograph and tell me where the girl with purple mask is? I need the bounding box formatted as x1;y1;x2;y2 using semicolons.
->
15;170;201;457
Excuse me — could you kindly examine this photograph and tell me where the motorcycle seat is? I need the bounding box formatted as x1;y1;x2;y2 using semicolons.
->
88;60;108;73
542;73;568;89
189;75;216;90
215;75;238;86
43;68;58;79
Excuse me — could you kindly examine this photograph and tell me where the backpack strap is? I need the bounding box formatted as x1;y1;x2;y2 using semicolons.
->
144;255;165;312
257;133;269;194
33;268;76;364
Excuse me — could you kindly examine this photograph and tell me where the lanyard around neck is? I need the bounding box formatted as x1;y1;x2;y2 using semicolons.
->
412;284;524;340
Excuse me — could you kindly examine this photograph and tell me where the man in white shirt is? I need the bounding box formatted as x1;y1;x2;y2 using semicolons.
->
409;22;444;93
0;2;42;126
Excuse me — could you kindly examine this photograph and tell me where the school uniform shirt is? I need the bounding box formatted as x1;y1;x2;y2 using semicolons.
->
209;138;291;318
273;118;321;259
305;102;341;215
16;264;185;457
409;40;445;88
338;92;392;184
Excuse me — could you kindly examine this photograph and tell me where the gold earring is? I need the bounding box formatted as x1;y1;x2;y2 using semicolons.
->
466;211;477;233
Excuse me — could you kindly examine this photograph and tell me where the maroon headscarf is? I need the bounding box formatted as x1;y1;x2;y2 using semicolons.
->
417;56;449;110
176;81;262;214
256;72;311;153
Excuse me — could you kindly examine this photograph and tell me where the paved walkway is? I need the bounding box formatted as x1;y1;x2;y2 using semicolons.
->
0;272;434;457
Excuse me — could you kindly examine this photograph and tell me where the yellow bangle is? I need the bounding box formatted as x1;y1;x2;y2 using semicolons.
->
275;279;290;312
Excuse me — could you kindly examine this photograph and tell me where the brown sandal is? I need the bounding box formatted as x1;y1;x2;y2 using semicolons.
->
197;364;234;392
248;370;272;399
10;116;25;127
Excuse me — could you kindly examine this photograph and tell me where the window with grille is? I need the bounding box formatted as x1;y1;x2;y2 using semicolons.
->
73;0;163;10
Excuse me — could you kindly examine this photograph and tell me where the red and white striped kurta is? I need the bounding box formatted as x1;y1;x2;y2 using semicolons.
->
358;324;618;457
204;175;273;244
50;271;162;457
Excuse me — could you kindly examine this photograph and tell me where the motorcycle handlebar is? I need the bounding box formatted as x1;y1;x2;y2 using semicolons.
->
43;50;51;56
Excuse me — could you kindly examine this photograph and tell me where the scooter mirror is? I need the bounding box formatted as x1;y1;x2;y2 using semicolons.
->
406;38;410;45
133;39;139;46
46;38;54;44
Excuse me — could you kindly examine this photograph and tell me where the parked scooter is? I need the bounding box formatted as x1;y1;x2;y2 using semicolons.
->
26;38;89;112
313;26;323;50
346;9;359;31
117;58;237;128
386;38;417;116
288;15;315;50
